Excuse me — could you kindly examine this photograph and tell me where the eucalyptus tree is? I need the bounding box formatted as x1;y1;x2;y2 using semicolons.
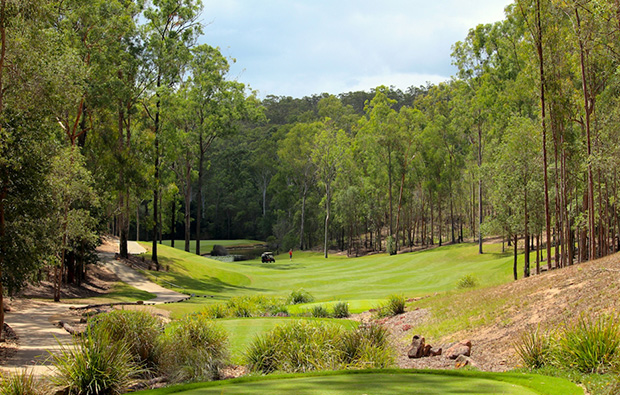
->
312;121;349;258
142;0;202;266
184;43;263;255
278;122;321;249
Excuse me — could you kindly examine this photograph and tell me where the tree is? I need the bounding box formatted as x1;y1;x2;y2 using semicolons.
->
312;122;349;258
142;0;202;266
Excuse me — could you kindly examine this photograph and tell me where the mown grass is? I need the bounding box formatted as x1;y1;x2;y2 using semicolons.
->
136;369;583;395
140;242;519;317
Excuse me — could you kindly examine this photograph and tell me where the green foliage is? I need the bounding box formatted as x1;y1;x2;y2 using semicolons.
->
514;326;552;369
0;369;42;395
516;314;620;375
156;314;229;383
287;289;315;305
244;321;392;374
310;304;329;318
199;296;287;319
49;330;139;395
89;310;162;366
456;274;479;289
332;302;350;318
555;314;620;374
376;294;406;317
386;236;397;256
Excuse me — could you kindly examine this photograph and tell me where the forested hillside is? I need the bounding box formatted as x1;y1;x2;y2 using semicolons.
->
2;0;620;330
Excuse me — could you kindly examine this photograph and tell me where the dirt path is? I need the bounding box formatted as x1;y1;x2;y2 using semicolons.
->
2;240;185;377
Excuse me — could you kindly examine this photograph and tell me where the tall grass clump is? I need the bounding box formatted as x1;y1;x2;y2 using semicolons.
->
0;369;41;395
310;304;329;318
156;314;229;383
377;294;406;317
200;296;287;319
89;309;162;366
456;274;478;289
339;323;392;368
514;325;552;369
49;330;139;395
245;321;393;374
555;314;620;374
287;289;314;305
333;301;350;318
245;320;343;373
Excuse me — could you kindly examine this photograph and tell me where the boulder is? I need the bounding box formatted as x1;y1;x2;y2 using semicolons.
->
455;354;478;369
445;340;472;360
407;335;426;359
429;347;442;356
211;245;229;256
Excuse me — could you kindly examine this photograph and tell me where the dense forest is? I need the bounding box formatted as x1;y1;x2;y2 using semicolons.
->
3;0;620;321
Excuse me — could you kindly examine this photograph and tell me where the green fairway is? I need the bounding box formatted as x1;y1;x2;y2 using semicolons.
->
140;241;520;316
137;370;583;395
220;317;358;364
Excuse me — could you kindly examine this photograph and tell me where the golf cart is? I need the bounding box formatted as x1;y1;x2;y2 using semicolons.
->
261;252;275;263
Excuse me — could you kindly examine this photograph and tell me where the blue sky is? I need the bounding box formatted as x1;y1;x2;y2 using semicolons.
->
199;1;513;98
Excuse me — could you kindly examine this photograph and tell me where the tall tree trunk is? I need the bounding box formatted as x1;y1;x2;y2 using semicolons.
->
170;197;176;248
513;233;518;281
299;187;307;250
323;183;331;258
184;158;192;252
196;135;204;256
478;123;483;254
524;188;530;278
152;77;161;269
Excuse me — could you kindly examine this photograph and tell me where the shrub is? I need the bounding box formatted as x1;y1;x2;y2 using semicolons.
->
89;309;162;366
377;294;406;317
386;236;397;256
245;320;343;374
514;325;552;369
310;305;329;318
245;321;393;374
339;323;392;368
333;302;349;318
457;274;478;289
156;314;229;383
49;330;139;395
0;369;41;395
287;289;314;305
201;303;228;319
555;314;620;374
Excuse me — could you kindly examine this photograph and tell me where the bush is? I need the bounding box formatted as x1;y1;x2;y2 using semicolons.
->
333;302;349;318
245;321;393;374
377;294;406;317
200;296;287;319
555;314;620;374
339;323;392;368
49;330;139;395
310;305;329;318
245;320;343;374
201;303;228;319
156;314;229;383
515;326;552;369
287;289;314;305
0;369;42;395
386;236;397;256
457;274;478;289
89;309;162;366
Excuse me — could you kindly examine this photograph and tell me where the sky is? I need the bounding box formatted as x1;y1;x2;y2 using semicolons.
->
199;1;513;99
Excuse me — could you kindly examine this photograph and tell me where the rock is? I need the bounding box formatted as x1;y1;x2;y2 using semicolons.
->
407;335;426;359
445;340;472;360
211;245;229;256
455;354;478;369
429;347;442;356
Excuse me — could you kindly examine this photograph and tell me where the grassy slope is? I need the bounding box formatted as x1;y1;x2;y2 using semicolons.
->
140;242;521;317
137;370;583;395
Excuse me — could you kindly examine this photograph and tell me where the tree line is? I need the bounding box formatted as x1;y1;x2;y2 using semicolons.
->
2;0;620;333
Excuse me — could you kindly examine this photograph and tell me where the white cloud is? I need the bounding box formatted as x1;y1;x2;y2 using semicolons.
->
200;0;513;98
